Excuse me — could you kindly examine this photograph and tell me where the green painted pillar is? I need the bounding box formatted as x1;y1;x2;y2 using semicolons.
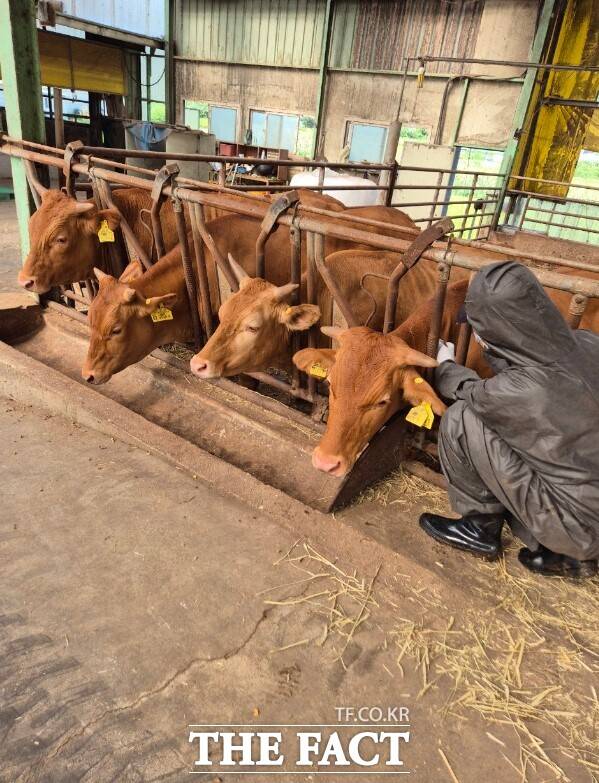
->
0;0;45;258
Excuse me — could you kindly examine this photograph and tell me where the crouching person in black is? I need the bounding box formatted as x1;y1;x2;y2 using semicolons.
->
420;261;599;580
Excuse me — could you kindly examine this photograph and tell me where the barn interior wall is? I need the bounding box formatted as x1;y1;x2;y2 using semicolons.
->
174;0;541;156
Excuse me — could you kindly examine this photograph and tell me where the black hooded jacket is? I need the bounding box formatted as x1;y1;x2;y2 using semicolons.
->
435;262;599;545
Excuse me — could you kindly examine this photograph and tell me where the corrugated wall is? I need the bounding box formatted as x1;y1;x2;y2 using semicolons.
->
61;0;165;38
175;0;326;68
330;0;484;73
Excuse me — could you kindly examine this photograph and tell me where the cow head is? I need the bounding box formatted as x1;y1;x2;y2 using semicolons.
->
18;190;121;293
293;326;446;477
81;260;177;384
190;254;320;379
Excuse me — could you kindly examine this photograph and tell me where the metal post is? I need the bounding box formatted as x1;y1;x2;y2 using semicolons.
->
190;203;214;339
491;0;558;231
164;0;176;125
566;293;588;329
289;218;302;392
425;262;451;366
313;0;333;158
0;0;45;257
53;88;64;148
173;196;203;350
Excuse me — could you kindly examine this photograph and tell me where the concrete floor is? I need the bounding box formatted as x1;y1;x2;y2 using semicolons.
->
1;199;598;783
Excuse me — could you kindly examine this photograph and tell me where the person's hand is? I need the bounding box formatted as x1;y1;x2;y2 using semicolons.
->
437;339;455;364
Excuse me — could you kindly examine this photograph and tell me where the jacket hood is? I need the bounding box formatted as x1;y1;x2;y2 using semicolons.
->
465;261;576;366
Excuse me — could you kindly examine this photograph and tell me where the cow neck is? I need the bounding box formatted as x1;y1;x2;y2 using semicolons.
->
132;256;194;344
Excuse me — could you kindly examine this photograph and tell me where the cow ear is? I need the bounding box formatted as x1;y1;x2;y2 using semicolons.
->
279;303;321;331
321;325;348;344
119;259;144;284
95;208;121;231
402;368;446;416
293;347;337;373
137;293;178;316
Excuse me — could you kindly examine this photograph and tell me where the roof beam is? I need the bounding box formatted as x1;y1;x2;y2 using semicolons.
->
54;12;164;50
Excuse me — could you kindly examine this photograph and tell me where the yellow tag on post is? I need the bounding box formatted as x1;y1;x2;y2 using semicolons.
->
406;401;434;429
150;304;174;323
309;362;328;379
97;220;115;243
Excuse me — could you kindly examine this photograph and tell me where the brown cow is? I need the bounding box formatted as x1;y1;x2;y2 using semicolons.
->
295;266;599;477
293;280;485;476
19;188;348;295
190;251;448;379
18;188;182;294
83;205;418;383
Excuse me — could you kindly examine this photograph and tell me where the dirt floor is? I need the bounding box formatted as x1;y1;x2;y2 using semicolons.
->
1;201;598;783
0;200;21;293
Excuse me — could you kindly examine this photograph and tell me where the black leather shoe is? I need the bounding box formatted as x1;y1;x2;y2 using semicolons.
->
518;546;598;579
419;512;504;560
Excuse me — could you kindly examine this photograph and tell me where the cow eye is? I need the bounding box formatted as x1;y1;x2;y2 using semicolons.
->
111;326;122;336
245;325;259;333
375;398;390;408
55;236;68;245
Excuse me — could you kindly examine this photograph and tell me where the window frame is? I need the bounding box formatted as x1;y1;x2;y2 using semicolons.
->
183;100;240;143
344;118;389;164
248;107;315;156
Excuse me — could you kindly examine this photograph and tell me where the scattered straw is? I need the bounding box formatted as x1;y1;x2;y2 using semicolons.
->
353;466;451;513
261;541;381;669
438;748;460;783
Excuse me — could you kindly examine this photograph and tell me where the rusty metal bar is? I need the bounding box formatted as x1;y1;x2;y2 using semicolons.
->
172;196;203;350
150;163;179;262
62;140;84;197
566;293;588;329
518;195;531;229
427;171;444;229
190;204;214;339
306;231;318;401
425;262;451;362
5;141;599;295
289;216;302;392
255;191;300;278
455;321;472;365
192;202;238;292
382;219;454;334
7;138;599;275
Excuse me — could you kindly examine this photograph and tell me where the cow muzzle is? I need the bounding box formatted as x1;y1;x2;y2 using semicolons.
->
312;446;349;478
81;368;111;385
190;355;219;379
17;271;48;293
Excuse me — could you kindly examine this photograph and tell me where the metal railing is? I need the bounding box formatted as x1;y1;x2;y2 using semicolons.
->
390;164;506;241
499;174;599;246
3;135;599;422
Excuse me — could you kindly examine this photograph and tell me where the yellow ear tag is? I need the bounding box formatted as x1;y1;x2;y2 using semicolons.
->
97;219;115;243
149;303;174;323
414;377;424;384
406;401;434;429
309;361;328;379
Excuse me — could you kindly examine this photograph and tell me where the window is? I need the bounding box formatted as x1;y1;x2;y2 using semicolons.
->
184;101;238;143
346;122;388;163
396;124;431;157
140;50;166;123
249;110;316;157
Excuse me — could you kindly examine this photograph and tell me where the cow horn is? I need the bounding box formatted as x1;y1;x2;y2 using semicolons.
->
273;283;299;302
73;201;96;214
93;267;112;284
227;253;249;285
321;326;347;342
